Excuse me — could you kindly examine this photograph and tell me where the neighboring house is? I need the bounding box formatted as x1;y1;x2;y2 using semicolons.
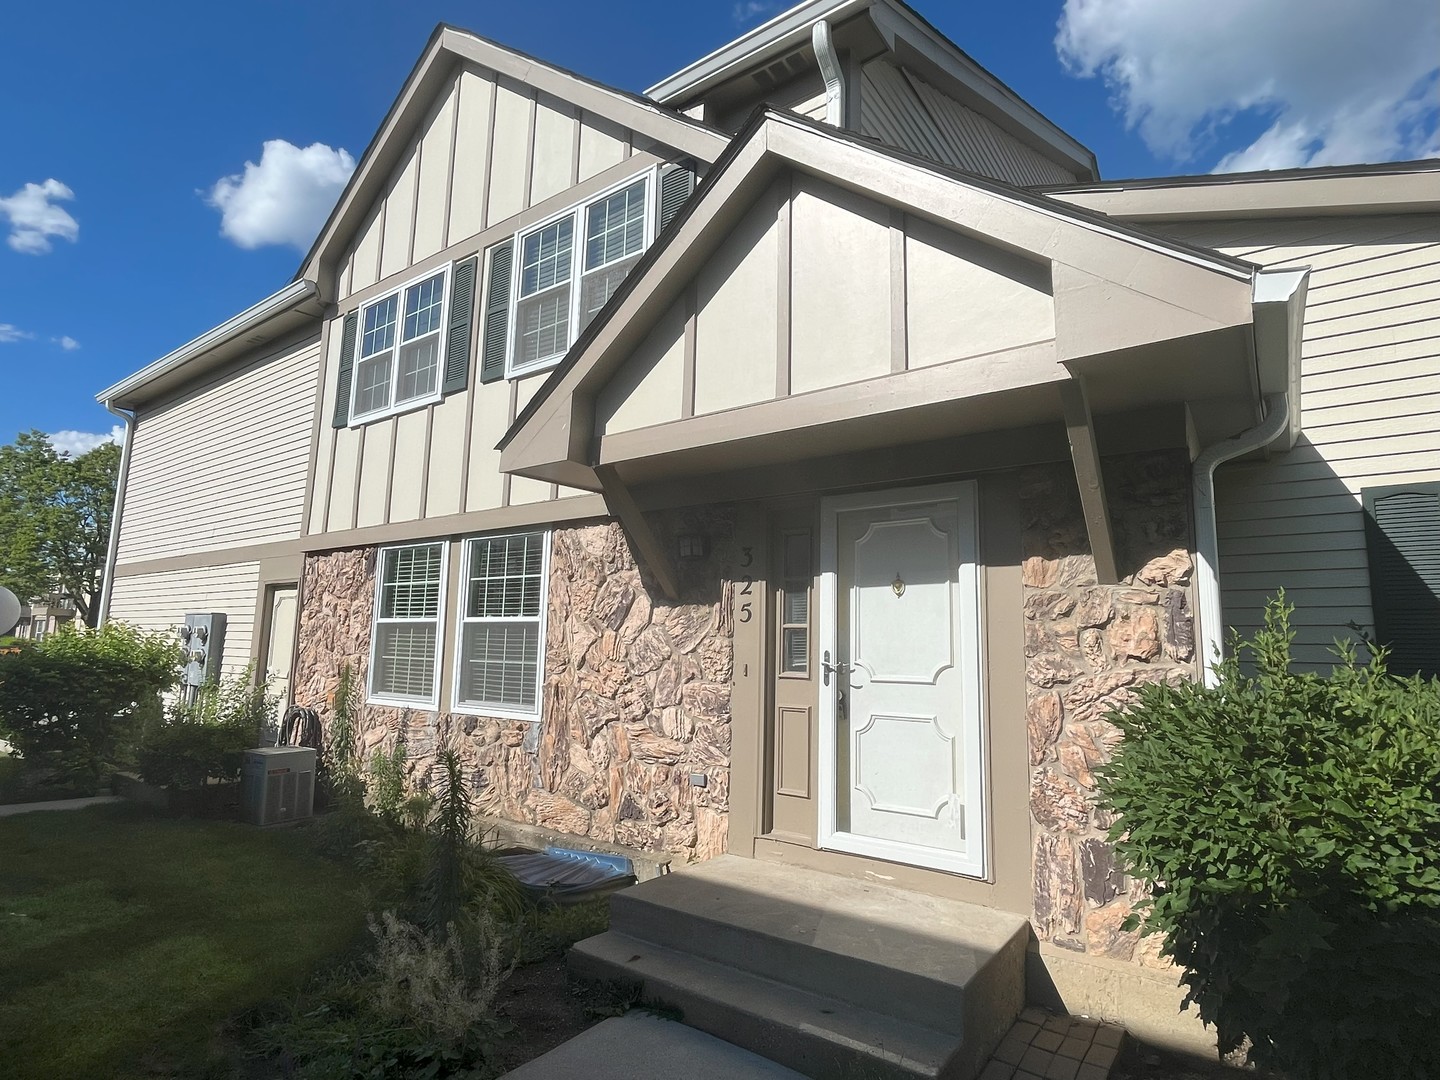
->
10;592;79;642
95;0;1440;1063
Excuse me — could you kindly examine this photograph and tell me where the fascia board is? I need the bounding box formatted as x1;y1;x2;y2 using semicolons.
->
1046;170;1440;222
96;280;319;407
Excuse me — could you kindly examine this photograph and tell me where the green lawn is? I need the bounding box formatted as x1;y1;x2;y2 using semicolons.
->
0;803;367;1079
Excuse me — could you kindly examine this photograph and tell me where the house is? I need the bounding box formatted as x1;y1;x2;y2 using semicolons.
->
10;592;78;642
95;0;1440;1070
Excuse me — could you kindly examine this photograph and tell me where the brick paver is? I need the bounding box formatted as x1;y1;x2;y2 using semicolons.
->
980;1007;1127;1080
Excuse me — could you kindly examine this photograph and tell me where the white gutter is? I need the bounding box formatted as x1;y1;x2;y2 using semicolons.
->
96;279;318;406
1192;393;1289;685
812;20;846;125
96;403;135;626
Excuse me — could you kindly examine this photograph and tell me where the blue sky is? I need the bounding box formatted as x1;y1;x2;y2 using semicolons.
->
2;0;1436;452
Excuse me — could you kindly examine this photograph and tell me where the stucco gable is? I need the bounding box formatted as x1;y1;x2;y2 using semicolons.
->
499;110;1259;487
298;24;730;303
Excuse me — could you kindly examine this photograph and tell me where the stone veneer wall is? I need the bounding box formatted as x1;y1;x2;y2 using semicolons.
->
1021;450;1198;968
294;510;736;862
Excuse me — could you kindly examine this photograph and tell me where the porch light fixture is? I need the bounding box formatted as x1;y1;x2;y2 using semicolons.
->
676;533;708;561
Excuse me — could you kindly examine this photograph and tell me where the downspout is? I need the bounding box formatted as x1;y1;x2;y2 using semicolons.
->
1191;392;1289;685
96;401;135;626
812;20;846;127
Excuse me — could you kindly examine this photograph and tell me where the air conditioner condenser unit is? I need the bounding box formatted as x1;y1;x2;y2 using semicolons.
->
242;746;316;826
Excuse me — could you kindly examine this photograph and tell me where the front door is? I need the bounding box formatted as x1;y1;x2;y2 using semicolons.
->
818;482;986;877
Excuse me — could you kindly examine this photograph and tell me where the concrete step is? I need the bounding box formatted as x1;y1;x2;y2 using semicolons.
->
571;930;962;1080
607;855;1027;1043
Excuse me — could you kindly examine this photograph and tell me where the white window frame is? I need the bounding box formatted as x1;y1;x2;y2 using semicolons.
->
366;541;449;709
450;529;551;722
504;168;658;379
348;262;453;426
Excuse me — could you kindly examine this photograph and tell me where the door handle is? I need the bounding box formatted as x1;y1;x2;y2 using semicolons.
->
822;651;864;689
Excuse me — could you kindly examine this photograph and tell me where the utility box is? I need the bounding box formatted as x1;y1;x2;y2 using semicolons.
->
241;746;316;826
180;613;226;689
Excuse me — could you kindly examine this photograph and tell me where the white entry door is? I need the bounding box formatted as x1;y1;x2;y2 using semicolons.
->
818;482;986;878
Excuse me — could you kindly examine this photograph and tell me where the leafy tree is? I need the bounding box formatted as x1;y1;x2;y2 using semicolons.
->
0;430;120;625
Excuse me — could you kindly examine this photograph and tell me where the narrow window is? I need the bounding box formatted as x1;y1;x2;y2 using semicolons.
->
350;268;448;422
779;530;812;676
455;531;548;717
579;179;647;332
514;218;574;372
370;542;446;705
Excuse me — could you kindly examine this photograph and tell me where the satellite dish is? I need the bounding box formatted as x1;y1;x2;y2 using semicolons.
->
0;587;20;638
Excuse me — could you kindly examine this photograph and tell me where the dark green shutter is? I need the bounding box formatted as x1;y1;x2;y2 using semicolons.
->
1363;482;1440;678
657;163;696;233
480;240;513;384
443;254;478;394
331;310;359;428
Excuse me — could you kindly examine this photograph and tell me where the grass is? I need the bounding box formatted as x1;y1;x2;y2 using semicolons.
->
0;802;368;1080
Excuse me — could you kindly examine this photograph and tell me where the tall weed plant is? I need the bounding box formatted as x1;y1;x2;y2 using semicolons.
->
1099;594;1440;1079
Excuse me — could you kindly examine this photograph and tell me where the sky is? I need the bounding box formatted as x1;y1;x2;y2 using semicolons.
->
2;0;1437;454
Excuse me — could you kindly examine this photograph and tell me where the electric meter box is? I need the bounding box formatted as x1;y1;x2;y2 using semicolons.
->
179;613;226;688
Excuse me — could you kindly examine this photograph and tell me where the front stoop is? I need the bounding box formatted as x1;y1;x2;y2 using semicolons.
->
569;854;1030;1080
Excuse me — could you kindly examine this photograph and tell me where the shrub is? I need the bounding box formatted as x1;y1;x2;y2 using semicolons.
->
368;739;408;822
1099;595;1440;1079
135;668;274;789
0;623;180;793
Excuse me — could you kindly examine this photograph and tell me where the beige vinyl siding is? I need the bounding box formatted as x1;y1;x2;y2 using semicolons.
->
118;336;321;563
108;562;260;676
859;61;1077;187
1159;213;1440;667
597;170;1055;435
315;60;709;536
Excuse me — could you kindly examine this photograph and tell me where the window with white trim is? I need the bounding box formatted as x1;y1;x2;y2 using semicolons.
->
351;267;449;422
369;542;446;705
454;531;548;717
508;174;653;377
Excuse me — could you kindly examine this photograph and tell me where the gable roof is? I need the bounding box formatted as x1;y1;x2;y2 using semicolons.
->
497;108;1267;486
296;23;732;302
645;0;1097;180
499;107;1252;454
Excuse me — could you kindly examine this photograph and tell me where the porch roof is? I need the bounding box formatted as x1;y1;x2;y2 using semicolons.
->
497;110;1305;498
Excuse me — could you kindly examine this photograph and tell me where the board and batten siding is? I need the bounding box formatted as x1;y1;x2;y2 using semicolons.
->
116;335;321;563
596;170;1054;435
107;562;261;676
859;61;1077;188
1158;213;1440;667
311;61;682;536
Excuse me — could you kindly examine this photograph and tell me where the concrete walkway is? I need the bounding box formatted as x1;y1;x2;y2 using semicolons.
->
0;795;123;818
502;1013;808;1080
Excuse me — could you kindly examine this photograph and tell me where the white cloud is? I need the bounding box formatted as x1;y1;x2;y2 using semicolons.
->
0;179;79;254
1056;0;1440;171
206;140;355;251
733;1;777;26
47;425;124;457
52;336;80;351
0;323;35;343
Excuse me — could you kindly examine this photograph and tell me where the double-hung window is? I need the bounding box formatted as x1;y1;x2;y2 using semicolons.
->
509;174;653;377
351;268;449;422
369;542;447;706
453;531;549;718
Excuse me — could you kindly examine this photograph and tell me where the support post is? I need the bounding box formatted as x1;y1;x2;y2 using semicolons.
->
1060;379;1120;585
595;464;682;601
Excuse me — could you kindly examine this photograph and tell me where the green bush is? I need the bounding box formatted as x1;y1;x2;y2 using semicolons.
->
135;669;275;789
0;623;180;793
1099;595;1440;1079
